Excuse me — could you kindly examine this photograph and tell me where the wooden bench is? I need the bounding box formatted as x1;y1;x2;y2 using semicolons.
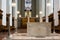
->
0;9;3;32
42;16;46;22
48;13;54;33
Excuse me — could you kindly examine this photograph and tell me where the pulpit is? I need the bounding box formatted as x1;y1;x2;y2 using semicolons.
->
0;9;3;32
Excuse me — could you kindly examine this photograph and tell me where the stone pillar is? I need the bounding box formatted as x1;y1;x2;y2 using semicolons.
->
49;0;53;14
14;0;18;33
21;0;25;17
39;0;43;22
46;0;49;22
10;0;12;26
18;0;21;13
54;0;59;26
2;0;6;26
6;0;12;26
42;0;45;17
32;0;36;17
36;0;39;15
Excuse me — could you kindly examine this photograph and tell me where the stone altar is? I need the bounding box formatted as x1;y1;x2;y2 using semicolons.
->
27;22;51;37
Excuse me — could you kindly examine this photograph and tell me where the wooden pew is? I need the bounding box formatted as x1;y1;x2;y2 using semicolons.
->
48;12;60;33
1;15;9;32
42;16;46;22
0;9;3;32
2;14;15;32
58;11;60;26
48;13;54;33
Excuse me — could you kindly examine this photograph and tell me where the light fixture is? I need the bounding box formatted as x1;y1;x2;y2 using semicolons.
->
36;15;38;18
39;11;42;14
19;14;21;17
17;11;20;14
47;3;51;7
12;3;16;7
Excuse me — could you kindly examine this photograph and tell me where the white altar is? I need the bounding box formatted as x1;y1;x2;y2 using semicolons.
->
27;22;51;37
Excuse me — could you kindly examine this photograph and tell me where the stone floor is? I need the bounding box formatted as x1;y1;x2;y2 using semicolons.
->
1;28;60;40
0;29;27;40
3;33;60;40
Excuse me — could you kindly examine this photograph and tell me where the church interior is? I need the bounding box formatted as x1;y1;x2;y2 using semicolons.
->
0;0;60;40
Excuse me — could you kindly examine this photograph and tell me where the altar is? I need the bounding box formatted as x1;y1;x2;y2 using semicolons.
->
27;22;51;37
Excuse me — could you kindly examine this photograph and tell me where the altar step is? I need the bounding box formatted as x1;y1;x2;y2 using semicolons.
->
3;33;60;40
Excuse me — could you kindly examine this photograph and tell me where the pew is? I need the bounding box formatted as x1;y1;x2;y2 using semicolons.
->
58;11;60;26
42;16;46;22
48;13;54;33
48;12;60;33
2;15;15;32
1;14;9;32
0;9;3;32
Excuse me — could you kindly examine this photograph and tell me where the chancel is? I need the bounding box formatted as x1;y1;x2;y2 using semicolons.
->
0;0;60;40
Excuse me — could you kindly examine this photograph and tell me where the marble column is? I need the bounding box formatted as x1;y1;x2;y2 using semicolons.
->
18;0;21;13
49;0;53;14
2;0;6;26
14;0;18;33
39;0;43;22
21;0;25;17
42;0;45;17
6;0;12;26
39;0;42;14
32;0;36;17
46;0;50;22
36;0;39;16
54;0;59;26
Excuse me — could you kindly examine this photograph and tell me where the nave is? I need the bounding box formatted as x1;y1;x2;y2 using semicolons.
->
0;0;60;40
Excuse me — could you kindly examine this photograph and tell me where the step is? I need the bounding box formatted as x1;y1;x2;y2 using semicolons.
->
3;33;60;40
